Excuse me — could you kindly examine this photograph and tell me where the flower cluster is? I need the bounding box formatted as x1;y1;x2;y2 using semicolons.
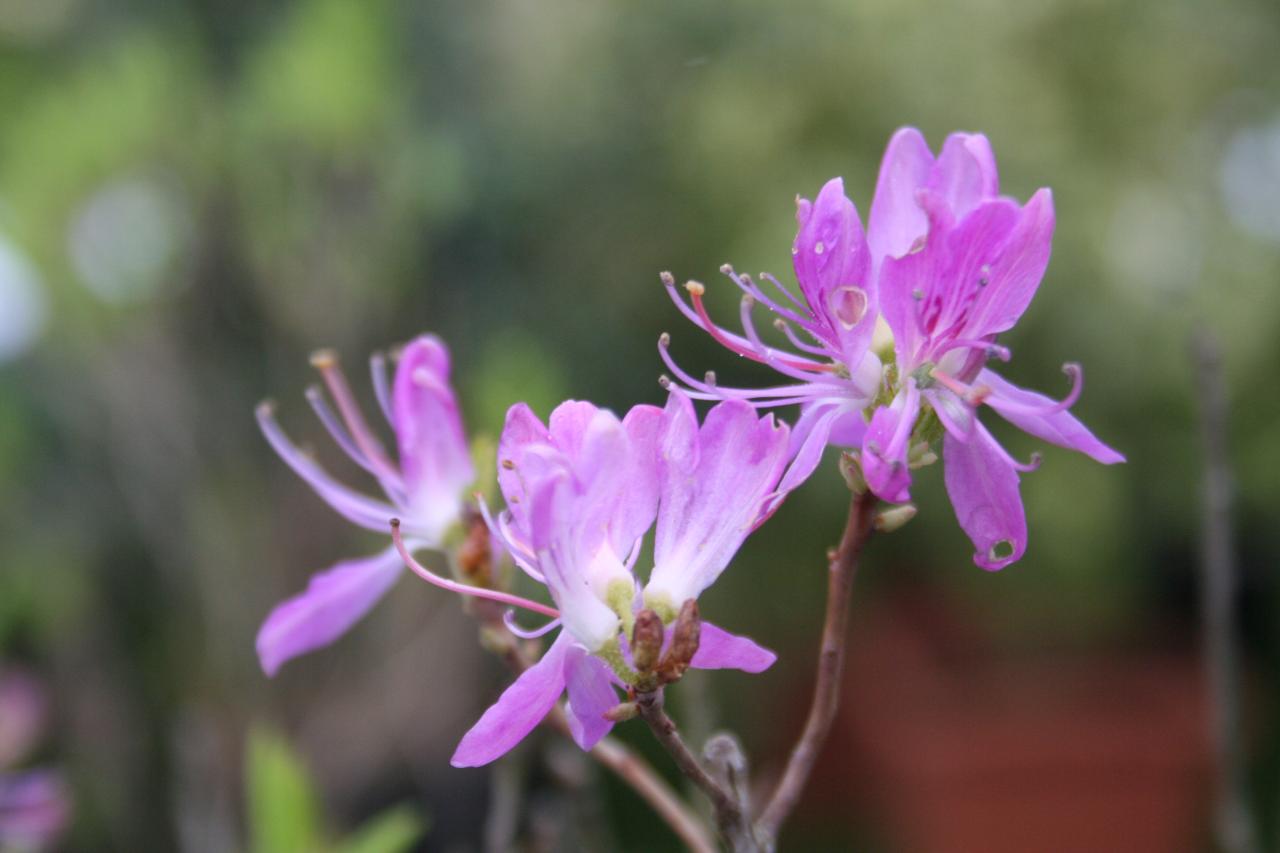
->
662;127;1124;569
254;127;1123;769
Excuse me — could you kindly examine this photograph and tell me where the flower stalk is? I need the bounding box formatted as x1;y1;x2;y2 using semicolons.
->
756;489;878;846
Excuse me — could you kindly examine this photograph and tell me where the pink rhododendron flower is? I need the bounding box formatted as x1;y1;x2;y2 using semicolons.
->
434;392;785;767
866;127;1124;568
255;335;476;675
659;177;882;500
662;127;1124;570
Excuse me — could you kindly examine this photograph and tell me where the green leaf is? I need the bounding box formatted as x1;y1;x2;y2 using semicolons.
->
335;805;428;853
245;726;325;853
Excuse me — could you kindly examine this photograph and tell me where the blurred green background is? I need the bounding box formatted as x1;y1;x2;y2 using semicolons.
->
1;0;1278;849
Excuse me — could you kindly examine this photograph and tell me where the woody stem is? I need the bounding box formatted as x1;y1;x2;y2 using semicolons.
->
755;490;878;846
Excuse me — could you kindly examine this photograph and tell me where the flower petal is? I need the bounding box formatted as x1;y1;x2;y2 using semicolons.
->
979;368;1125;464
392;336;474;539
861;381;921;504
497;402;550;534
867;126;934;264
451;632;571;767
943;422;1027;570
928;132;1000;219
963;188;1054;338
691;623;777;673
256;546;404;677
563;645;619;750
793;178;876;365
649;396;790;604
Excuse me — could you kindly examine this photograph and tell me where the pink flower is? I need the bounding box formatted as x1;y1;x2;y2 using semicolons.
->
254;335;476;675
443;392;785;767
658;178;882;501
864;127;1124;568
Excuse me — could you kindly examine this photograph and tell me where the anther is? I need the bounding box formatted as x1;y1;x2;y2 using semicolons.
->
659;271;675;286
659;331;671;347
685;281;706;297
719;263;734;275
704;371;717;386
658;375;673;389
309;348;339;369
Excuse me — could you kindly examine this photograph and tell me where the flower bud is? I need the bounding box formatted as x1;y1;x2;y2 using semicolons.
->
874;503;918;533
455;512;493;585
603;702;639;722
663;600;701;681
839;451;868;494
631;609;665;673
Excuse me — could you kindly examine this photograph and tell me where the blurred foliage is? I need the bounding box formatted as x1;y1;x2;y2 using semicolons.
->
0;0;1277;848
247;726;425;853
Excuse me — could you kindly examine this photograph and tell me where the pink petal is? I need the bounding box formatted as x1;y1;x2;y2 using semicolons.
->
861;381;921;504
775;402;842;499
792;178;876;365
928;132;1000;219
256;546;404;676
612;404;664;555
563;646;619;750
691;623;777;673
943;422;1027;570
650;397;790;604
964;188;1055;337
392;336;474;537
497;402;550;532
451;632;571;767
979;368;1125;464
867;126;934;263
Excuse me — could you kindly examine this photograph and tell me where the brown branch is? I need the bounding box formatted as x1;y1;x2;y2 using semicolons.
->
492;625;717;853
636;688;756;851
756;490;878;845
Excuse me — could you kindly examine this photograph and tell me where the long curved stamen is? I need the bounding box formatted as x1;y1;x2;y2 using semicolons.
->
257;401;409;533
986;363;1085;418
503;609;562;639
475;494;547;584
369;352;395;426
722;265;817;332
681;279;835;373
305;386;377;472
657;376;829;410
307;388;409;507
735;296;857;387
757;270;811;315
391;519;560;618
929;369;993;407
657;334;822;401
933;338;1012;363
773;318;836;357
311;350;402;486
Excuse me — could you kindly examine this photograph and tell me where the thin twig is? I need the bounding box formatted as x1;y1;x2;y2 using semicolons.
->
756;490;878;846
493;624;717;853
636;689;756;850
1192;331;1258;853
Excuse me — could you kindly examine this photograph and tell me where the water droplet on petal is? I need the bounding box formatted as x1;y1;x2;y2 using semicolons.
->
814;241;825;255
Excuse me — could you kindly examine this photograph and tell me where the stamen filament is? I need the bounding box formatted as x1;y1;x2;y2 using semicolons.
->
311;350;402;486
391;519;560;618
369;352;395;426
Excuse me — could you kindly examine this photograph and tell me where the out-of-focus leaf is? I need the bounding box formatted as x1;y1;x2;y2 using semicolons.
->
245;726;325;853
334;805;428;853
